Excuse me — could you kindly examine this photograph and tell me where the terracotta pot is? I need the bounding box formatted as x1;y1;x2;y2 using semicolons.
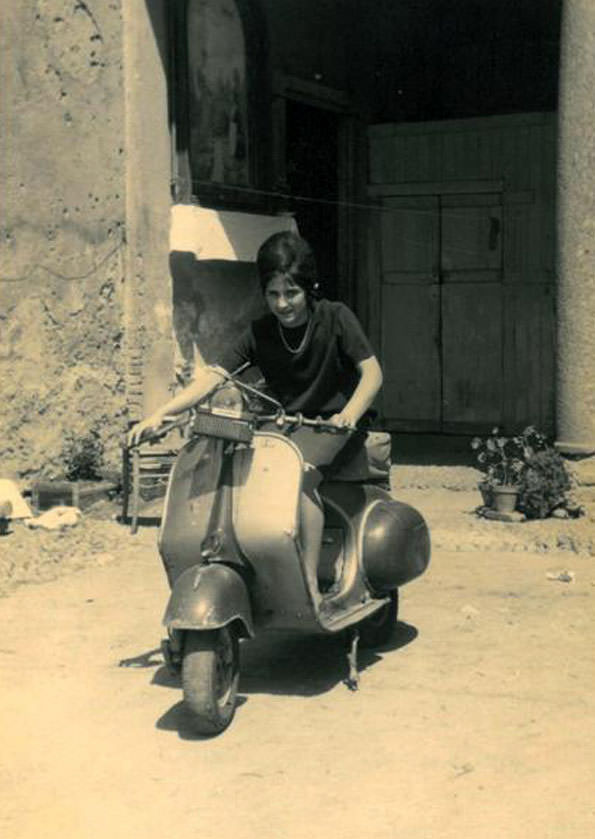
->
491;485;519;514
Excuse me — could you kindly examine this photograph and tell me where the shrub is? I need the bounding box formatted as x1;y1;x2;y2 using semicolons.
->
61;429;105;481
517;448;572;520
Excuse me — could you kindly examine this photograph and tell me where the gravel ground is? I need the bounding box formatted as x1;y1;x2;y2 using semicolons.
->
1;469;593;599
0;500;156;597
397;488;595;557
2;536;595;839
392;464;595;557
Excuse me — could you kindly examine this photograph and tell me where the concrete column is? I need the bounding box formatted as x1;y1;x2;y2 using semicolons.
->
556;0;595;455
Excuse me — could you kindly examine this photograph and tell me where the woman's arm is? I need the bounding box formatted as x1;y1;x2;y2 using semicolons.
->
127;366;225;446
329;355;383;428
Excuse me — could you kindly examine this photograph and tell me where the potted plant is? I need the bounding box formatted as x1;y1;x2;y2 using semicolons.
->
471;426;548;514
471;426;578;519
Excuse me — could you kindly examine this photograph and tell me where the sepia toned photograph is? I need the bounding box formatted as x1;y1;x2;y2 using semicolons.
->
1;2;594;838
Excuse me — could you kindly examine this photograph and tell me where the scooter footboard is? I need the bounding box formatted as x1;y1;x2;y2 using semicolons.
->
163;563;254;637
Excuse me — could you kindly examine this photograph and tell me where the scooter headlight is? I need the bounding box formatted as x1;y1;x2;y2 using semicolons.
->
209;383;246;419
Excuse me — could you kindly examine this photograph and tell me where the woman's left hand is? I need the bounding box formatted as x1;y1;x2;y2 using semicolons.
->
328;411;357;431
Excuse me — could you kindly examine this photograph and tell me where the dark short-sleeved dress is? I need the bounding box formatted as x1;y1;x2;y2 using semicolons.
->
218;299;375;473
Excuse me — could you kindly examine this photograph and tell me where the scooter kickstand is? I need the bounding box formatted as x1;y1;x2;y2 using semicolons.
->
344;627;360;691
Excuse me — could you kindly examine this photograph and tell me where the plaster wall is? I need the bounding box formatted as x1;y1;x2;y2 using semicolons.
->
0;1;127;479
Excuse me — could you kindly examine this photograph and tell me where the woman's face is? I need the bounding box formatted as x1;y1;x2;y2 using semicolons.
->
264;274;309;327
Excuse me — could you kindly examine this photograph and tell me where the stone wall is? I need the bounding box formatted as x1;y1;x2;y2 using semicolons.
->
0;1;127;479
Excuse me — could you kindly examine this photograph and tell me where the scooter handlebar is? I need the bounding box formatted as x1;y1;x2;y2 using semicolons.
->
125;408;354;451
255;412;356;433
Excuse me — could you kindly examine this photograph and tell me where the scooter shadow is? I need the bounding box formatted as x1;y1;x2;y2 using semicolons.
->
153;621;417;739
238;620;418;697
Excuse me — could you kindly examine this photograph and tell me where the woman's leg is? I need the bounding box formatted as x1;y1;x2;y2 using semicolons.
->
265;425;354;605
300;465;324;604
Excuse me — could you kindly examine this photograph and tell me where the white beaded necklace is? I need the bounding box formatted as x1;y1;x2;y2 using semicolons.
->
277;316;312;355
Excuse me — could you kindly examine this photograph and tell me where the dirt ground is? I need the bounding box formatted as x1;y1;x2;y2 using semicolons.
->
1;502;594;839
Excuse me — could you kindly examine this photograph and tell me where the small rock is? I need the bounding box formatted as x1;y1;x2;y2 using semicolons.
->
551;508;569;519
556;534;577;552
480;508;526;523
0;500;13;518
94;552;114;567
546;570;575;583
461;604;480;617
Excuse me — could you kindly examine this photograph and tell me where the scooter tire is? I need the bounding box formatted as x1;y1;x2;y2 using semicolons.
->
358;590;399;648
182;627;239;736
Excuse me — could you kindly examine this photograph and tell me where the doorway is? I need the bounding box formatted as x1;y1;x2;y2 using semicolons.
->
285;100;340;300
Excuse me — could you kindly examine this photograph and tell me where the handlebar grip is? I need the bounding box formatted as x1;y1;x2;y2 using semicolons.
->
257;413;355;433
127;416;184;449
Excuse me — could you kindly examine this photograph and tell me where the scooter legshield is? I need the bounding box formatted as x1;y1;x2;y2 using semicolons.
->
163;563;254;637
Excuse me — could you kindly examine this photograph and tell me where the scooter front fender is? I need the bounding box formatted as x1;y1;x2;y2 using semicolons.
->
163;563;254;638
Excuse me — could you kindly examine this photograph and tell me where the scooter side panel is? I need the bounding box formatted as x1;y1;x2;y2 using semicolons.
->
361;498;431;590
320;482;431;592
158;436;225;586
233;433;302;544
163;563;254;637
233;433;320;631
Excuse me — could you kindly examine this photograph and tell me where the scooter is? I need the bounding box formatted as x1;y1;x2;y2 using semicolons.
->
139;369;430;735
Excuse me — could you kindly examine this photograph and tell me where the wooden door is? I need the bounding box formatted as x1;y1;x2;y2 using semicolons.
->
378;192;504;431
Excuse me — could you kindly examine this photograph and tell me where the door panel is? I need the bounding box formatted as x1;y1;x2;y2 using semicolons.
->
379;197;441;427
381;283;441;424
380;196;439;279
440;193;503;425
441;194;502;274
442;284;503;425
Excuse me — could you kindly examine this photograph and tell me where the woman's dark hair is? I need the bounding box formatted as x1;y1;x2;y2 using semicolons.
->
256;231;321;299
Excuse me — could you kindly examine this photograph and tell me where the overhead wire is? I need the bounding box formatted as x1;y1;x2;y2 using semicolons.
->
0;234;125;284
0;181;490;284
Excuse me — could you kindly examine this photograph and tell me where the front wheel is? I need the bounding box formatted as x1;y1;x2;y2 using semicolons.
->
182;627;239;736
358;590;399;648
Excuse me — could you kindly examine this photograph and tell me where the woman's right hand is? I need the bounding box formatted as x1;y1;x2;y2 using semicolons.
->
127;412;167;448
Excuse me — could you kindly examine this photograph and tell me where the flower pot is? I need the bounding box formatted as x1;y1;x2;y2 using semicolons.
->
491;485;519;514
478;481;494;508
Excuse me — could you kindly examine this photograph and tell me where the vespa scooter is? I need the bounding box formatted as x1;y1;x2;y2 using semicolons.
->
138;370;430;735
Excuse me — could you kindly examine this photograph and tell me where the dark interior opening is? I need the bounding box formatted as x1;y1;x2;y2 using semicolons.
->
285;100;340;300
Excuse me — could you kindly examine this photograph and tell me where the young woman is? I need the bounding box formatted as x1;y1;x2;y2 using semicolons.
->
128;232;383;603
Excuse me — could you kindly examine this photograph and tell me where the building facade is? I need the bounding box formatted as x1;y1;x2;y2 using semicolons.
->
1;0;592;480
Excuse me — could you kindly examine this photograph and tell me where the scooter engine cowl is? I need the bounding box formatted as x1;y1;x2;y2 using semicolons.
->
362;499;431;592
